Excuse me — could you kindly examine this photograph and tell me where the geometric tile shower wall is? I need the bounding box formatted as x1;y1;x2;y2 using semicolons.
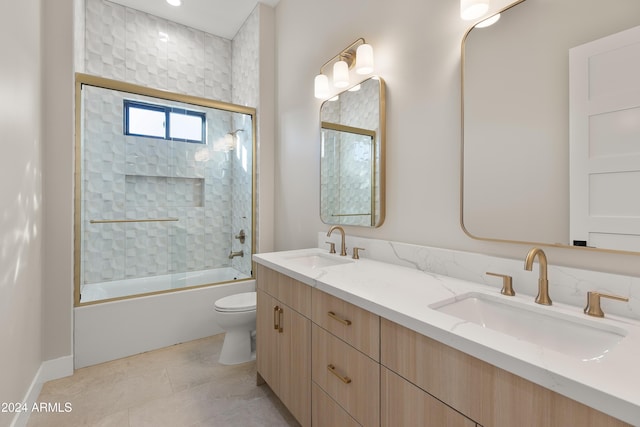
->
230;8;260;274
82;0;258;283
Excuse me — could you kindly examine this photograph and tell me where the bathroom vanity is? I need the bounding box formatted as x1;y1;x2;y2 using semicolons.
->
254;242;639;426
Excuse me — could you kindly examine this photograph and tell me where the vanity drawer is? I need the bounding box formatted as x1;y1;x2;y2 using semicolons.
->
381;366;475;427
312;324;380;427
312;288;380;360
257;264;311;317
380;318;631;427
312;382;361;427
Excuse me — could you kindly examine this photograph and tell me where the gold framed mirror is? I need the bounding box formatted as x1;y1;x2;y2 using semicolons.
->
320;76;386;227
461;0;640;254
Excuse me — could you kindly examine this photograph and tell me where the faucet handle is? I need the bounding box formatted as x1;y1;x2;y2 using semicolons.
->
486;272;515;296
352;247;365;260
325;241;336;254
584;291;629;318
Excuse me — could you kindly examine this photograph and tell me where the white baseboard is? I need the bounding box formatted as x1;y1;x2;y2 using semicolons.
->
10;355;74;427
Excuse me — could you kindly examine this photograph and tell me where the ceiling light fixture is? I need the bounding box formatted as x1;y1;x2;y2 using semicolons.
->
460;0;489;20
167;0;181;6
314;38;375;99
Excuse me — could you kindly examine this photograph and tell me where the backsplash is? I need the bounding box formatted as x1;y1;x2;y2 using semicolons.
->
319;233;640;320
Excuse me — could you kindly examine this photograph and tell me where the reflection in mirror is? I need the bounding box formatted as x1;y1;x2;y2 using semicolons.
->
320;77;386;227
462;0;640;253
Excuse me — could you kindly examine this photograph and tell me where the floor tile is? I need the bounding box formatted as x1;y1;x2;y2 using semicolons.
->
27;335;300;427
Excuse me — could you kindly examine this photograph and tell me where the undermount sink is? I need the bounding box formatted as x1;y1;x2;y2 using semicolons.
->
430;292;627;361
287;252;354;269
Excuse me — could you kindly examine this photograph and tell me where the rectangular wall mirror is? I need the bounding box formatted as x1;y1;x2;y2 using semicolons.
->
320;76;386;227
462;0;640;254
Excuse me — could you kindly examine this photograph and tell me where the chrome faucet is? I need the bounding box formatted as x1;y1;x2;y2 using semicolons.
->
326;225;347;256
524;247;552;305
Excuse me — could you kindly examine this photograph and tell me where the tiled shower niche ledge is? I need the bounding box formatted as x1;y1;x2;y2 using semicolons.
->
125;175;204;208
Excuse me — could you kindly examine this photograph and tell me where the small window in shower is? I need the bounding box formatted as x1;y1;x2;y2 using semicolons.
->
124;100;206;143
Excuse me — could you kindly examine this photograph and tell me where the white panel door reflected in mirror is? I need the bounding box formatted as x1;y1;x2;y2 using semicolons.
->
462;0;640;253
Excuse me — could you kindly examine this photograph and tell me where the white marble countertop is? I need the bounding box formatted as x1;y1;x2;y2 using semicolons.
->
254;247;640;425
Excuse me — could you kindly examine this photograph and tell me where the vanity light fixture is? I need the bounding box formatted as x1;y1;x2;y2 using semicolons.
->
314;74;330;99
355;44;374;74
333;60;350;88
314;38;375;99
460;0;490;20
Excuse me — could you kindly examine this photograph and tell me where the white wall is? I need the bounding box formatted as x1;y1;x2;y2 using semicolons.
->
42;0;75;370
273;0;640;276
0;1;43;426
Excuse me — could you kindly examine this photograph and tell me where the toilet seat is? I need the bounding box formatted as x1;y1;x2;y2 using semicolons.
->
215;292;256;312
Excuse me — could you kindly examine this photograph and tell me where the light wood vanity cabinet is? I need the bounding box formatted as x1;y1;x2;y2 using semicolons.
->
312;382;361;427
256;265;312;427
311;289;379;360
380;318;631;427
312;324;380;426
256;265;630;427
381;366;476;427
311;289;381;427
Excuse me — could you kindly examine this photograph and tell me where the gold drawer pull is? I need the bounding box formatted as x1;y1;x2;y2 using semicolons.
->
273;306;280;330
328;311;352;326
327;364;352;384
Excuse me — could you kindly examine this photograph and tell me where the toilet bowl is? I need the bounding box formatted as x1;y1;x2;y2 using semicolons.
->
214;291;257;365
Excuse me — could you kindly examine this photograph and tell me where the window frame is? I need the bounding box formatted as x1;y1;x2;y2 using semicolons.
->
123;100;206;144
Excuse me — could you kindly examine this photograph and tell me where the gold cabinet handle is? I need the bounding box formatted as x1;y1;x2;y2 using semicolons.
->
584;291;629;318
278;307;284;333
328;311;352;326
327;364;352;384
273;305;280;330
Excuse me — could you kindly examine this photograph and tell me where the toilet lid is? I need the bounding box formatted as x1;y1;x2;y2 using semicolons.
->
215;291;256;312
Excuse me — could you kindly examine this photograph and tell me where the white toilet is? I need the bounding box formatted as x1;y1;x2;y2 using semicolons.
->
214;291;257;365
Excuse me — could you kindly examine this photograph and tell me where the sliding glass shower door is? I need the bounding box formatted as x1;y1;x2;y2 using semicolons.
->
75;74;255;305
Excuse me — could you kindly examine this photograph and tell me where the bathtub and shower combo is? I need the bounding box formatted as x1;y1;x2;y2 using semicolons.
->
74;74;257;368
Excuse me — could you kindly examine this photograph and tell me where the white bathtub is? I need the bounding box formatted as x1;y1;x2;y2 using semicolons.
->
74;273;256;368
80;267;250;303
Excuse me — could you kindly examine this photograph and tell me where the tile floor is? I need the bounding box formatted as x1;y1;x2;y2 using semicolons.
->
27;334;300;427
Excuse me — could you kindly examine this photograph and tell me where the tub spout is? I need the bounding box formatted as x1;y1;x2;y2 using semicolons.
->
229;250;244;259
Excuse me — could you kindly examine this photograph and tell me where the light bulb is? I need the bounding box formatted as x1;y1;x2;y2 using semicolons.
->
460;0;489;20
333;60;350;88
475;13;500;28
355;44;374;75
314;74;329;99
